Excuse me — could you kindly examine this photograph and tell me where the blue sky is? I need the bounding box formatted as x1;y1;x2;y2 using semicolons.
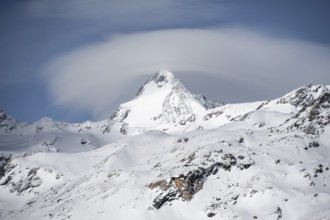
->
1;0;330;122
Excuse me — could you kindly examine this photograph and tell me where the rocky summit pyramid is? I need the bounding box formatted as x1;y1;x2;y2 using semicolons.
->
0;72;330;220
110;71;222;134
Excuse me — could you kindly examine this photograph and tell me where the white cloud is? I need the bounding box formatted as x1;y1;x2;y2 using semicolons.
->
44;28;330;119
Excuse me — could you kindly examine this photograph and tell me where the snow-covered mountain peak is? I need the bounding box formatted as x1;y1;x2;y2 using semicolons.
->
0;107;15;122
0;107;7;121
0;107;18;132
135;70;180;99
111;71;219;133
151;70;176;86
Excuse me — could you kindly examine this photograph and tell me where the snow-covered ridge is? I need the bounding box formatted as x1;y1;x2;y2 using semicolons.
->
1;72;329;151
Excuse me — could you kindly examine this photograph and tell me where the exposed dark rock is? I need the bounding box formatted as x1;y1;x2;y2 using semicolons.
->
313;164;323;177
35;125;43;132
120;126;128;135
282;87;330;136
203;111;223;121
179;115;196;125
309;141;320;148
207;212;216;217
303;125;318;135
152;114;162;121
16;168;42;193
0;110;7;121
42;137;57;147
238;155;244;160
102;124;112;134
250;189;258;196
181;152;196;165
303;172;310;178
231;195;239;202
221;154;237;171
194;94;224;110
110;111;118;120
149;167;207;209
258;122;265;128
238;137;244;143
0;154;12;179
1;163;43;194
26;199;36;206
177;137;189;143
275;206;282;219
278;85;318;107
237;163;254;170
0;109;18;132
28;168;38;177
1;175;12;185
153;190;177;209
148;153;254;209
111;109;130;123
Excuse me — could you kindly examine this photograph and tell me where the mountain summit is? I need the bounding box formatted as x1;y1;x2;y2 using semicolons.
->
110;71;221;133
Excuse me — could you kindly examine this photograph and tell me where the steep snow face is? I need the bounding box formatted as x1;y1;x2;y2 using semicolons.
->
111;71;212;130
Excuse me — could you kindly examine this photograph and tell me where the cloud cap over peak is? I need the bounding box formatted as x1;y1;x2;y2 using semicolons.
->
44;28;330;119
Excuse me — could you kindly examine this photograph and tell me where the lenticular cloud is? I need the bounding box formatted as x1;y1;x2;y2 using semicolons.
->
44;28;330;119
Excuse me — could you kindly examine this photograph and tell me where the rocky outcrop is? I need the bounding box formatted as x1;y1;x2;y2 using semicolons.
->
278;84;328;108
148;153;254;209
286;89;330;136
0;156;62;195
0;154;12;179
0;164;42;194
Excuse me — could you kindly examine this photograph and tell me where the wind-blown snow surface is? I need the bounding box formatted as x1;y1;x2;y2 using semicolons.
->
0;71;330;220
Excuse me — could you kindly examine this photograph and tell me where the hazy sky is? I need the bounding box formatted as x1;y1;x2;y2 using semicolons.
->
1;0;330;122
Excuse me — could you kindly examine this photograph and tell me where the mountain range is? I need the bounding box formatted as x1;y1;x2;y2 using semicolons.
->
1;71;329;219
